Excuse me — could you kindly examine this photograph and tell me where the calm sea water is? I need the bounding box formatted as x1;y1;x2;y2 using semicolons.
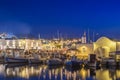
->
0;64;119;80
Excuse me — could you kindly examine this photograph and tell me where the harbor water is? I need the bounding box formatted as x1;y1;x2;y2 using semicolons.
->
0;64;119;80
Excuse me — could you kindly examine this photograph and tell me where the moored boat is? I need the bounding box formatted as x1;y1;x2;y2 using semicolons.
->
28;54;42;64
5;57;28;63
4;48;28;63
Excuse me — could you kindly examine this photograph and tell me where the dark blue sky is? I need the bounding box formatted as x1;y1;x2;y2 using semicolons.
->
0;0;120;39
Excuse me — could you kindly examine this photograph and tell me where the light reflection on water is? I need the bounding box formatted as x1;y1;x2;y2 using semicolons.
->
0;64;119;80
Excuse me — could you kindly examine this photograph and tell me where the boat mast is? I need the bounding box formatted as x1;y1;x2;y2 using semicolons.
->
38;34;41;40
93;31;95;42
57;30;59;40
88;28;90;43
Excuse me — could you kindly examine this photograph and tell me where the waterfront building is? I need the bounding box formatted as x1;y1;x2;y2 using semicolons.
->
0;33;120;60
0;38;42;50
94;37;120;61
76;44;93;59
65;37;120;60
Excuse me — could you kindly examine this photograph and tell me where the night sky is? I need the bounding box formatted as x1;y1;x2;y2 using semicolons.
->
0;0;120;39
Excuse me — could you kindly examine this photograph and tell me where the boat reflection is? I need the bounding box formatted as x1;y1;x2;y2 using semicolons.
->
0;64;119;80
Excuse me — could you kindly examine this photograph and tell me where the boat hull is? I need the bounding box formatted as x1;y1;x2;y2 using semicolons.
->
5;57;28;63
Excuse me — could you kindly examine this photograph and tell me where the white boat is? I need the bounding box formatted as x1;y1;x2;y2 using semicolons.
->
28;54;42;64
5;51;28;63
47;58;63;66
